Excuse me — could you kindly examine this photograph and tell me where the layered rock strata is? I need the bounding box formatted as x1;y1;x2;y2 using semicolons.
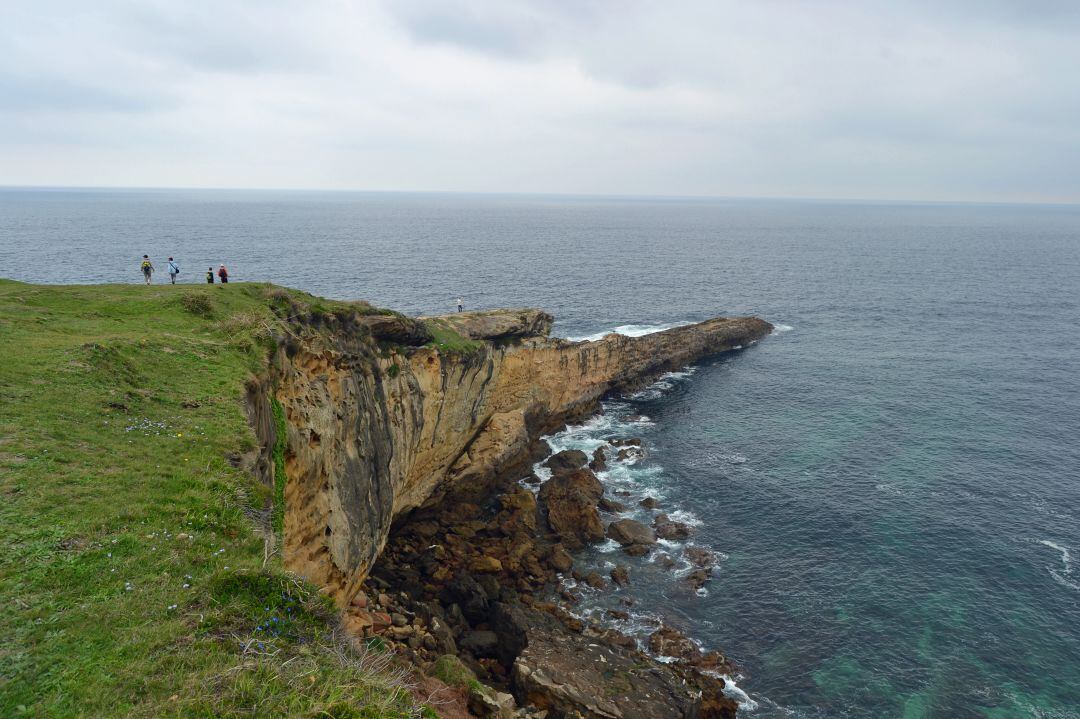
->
256;308;771;605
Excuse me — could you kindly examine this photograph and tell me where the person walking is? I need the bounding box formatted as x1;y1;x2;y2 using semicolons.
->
206;267;215;284
140;255;154;285
217;264;229;284
457;297;463;313
166;257;180;284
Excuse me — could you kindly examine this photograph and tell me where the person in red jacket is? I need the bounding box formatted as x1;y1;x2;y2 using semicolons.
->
217;264;229;284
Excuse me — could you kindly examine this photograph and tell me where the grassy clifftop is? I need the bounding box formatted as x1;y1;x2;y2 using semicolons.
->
0;280;428;718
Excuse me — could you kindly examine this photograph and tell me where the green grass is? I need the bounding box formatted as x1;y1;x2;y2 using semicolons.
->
0;280;422;718
421;320;483;354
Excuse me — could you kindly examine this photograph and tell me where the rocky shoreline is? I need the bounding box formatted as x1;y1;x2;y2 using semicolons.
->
352;434;741;718
253;303;773;717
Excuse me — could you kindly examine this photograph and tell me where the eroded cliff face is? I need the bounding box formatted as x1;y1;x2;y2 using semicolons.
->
262;310;771;603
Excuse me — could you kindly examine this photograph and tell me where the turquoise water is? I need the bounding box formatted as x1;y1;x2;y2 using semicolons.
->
2;189;1079;717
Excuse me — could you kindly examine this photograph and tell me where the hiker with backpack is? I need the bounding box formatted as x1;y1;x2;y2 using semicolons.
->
140;256;154;285
167;257;180;284
206;267;214;284
217;265;229;284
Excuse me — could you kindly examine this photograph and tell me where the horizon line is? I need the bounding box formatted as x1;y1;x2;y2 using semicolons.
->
1;183;1078;209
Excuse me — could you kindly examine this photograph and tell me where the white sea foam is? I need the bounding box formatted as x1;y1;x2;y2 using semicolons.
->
1039;539;1079;591
771;323;794;334
666;509;703;527
563;321;694;343
722;676;760;712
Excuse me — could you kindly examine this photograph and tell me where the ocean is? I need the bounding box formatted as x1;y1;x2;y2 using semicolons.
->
2;188;1079;717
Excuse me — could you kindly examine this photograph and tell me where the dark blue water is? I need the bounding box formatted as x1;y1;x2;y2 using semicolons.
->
3;189;1079;717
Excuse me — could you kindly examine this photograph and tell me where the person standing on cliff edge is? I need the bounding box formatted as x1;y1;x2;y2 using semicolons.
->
217;264;229;284
166;257;180;284
140;255;154;285
457;297;463;313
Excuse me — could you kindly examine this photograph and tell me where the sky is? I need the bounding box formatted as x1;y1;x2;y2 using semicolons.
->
1;0;1079;202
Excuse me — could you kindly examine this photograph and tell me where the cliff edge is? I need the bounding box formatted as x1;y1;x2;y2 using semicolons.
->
259;306;772;605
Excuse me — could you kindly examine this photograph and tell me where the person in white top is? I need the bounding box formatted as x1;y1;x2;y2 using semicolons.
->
167;257;180;284
457;297;463;313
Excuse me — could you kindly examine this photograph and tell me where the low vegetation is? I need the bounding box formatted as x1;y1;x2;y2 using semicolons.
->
0;280;425;718
422;320;483;354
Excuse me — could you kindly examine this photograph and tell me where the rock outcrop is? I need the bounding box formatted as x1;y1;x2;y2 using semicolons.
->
255;308;772;604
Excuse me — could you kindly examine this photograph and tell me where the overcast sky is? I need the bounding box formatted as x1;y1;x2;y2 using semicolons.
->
2;1;1079;202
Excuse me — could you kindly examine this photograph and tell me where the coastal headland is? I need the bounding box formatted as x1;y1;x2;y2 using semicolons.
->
0;280;771;718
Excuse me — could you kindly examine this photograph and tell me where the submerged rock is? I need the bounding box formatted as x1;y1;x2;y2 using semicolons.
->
654;514;692;540
610;565;631;587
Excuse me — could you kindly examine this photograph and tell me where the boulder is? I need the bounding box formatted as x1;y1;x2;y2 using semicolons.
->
543;449;588;475
490;602;530;667
624;543;651;557
610;565;631;587
546;544;574;573
653;514;691;540
583;572;608;590
538;469;604;550
617;446;646;462
685;568;712;590
471;556;504;573
684;546;719;568
639;497;661;510
589;447;608;472
440;573;490;623
606;519;656;547
460;629;500;658
610;438;642;447
598;497;627;513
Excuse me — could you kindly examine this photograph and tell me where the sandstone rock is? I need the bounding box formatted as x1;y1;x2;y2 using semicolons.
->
391;612;409;627
513;613;709;719
610;438;642;447
543;449;588;475
472;556;504;573
538;469;604;550
424;309;554;341
606;519;656;547
623;543;651;557
268;312;773;600
583;572;607;590
598;497;627;513
639;497;661;510
616;446;646;462
606;609;630;621
589;447;607;472
610;565;631;587
648;626;701;662
468;681;518;719
546;545;573;573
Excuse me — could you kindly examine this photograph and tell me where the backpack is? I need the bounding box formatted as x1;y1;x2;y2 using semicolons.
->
141;260;152;272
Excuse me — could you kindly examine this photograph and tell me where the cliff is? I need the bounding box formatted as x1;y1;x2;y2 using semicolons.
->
260;307;772;605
